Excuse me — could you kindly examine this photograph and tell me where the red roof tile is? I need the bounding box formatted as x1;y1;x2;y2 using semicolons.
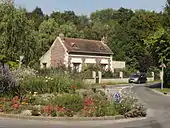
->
63;38;113;55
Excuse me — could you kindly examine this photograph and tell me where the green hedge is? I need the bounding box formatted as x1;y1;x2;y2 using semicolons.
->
164;63;170;87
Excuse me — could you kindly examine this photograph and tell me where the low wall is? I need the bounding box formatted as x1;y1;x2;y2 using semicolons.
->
84;77;154;84
101;78;129;84
147;77;154;82
84;79;96;84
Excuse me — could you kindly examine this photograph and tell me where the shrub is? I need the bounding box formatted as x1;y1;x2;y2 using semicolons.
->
31;107;41;116
20;74;84;94
52;93;84;113
164;62;170;87
95;103;119;117
102;71;113;78
119;89;147;117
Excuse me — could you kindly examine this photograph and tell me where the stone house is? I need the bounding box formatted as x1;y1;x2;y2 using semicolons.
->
39;34;113;72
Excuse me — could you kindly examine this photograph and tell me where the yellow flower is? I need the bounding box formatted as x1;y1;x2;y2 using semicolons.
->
21;102;26;105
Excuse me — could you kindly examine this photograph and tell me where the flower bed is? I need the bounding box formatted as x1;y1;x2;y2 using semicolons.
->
0;88;147;118
0;68;146;118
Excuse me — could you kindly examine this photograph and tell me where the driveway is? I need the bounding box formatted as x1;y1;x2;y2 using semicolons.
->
1;84;170;128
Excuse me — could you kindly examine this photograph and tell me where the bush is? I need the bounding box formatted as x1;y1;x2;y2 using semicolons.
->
95;102;119;117
102;71;113;78
119;89;147;118
37;67;66;77
164;63;170;87
147;66;160;80
52;93;84;113
20;74;84;94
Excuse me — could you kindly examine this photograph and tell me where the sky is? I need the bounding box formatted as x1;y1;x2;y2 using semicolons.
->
14;0;167;15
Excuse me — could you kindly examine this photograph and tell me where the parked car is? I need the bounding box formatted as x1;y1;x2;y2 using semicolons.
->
128;73;147;84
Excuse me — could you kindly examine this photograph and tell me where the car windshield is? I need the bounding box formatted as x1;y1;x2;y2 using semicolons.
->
130;74;139;78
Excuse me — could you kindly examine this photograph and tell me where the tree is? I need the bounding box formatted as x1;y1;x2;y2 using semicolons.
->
59;21;78;37
0;1;38;66
37;18;60;56
27;6;44;30
50;11;79;25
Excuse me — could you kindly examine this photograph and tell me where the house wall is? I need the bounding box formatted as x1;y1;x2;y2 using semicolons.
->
40;50;51;68
112;61;126;69
68;54;112;71
51;37;67;68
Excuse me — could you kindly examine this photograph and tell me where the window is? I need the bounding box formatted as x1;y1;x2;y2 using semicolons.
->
71;42;78;49
42;63;47;68
73;63;80;73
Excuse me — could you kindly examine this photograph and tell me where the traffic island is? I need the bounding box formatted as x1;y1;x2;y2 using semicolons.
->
0;87;147;120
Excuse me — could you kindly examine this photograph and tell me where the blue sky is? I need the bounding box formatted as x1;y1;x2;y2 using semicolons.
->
15;0;167;15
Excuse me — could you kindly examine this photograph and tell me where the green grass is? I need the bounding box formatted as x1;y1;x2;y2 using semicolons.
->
154;88;170;93
90;82;129;87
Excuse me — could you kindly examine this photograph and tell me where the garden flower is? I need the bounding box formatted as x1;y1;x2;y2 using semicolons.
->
43;105;54;115
12;99;18;104
13;104;19;109
72;85;75;89
15;96;19;100
21;102;26;105
34;92;38;95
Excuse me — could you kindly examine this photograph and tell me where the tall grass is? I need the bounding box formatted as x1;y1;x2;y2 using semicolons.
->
20;73;86;94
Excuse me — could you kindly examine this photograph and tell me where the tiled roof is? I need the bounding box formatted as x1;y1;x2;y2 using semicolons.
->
63;38;113;55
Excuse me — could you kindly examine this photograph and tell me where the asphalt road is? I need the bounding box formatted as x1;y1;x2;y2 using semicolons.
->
1;84;170;128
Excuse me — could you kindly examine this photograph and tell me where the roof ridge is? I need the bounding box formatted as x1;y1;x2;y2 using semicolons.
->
65;37;101;43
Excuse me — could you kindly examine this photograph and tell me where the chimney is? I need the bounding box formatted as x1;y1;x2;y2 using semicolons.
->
101;36;107;44
59;33;65;40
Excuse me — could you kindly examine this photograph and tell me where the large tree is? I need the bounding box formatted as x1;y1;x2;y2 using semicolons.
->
0;2;37;66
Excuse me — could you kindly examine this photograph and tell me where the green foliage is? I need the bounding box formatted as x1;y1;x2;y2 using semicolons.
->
52;93;84;113
1;1;170;74
164;62;170;87
20;75;79;94
102;70;114;78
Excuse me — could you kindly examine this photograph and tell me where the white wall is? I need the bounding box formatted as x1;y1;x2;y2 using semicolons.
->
112;61;125;69
85;58;96;63
84;79;96;84
40;50;51;68
101;78;129;84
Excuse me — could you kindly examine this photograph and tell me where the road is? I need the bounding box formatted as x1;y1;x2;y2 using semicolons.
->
1;84;170;128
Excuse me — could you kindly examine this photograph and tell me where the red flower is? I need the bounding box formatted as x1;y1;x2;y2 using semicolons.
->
84;97;94;106
56;106;65;112
13;104;19;109
43;105;54;115
72;85;75;89
15;96;19;100
12;99;18;104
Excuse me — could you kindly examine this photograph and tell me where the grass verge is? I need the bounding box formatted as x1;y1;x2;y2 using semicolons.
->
154;88;170;93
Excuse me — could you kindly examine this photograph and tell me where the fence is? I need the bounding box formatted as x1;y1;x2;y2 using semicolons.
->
84;71;159;84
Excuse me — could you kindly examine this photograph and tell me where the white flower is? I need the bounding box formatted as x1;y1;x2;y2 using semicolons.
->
34;92;38;94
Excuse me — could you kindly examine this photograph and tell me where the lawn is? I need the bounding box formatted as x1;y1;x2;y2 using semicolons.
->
154;88;170;93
